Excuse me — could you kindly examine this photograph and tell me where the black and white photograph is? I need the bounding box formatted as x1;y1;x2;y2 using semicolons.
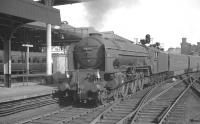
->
0;0;200;124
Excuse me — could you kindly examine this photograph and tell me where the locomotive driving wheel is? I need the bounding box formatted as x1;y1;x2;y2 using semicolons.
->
98;90;107;104
121;83;129;97
129;80;137;94
138;78;143;90
113;89;120;100
138;73;145;90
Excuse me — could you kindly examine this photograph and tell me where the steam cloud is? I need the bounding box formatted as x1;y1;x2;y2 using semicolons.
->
83;0;138;30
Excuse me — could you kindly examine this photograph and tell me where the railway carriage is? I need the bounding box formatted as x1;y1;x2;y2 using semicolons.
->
168;54;189;75
189;55;200;72
0;51;46;74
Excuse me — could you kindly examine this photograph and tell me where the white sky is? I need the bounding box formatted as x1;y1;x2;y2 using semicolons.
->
55;0;200;50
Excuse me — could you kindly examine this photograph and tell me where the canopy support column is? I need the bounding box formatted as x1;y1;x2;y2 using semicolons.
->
0;29;15;87
46;24;52;75
45;0;54;84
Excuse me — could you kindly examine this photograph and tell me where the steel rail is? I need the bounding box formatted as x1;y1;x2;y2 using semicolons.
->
115;85;158;124
0;94;57;117
89;86;154;124
130;83;180;124
158;76;196;124
130;76;190;124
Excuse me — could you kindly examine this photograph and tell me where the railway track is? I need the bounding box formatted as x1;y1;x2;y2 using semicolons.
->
14;74;200;124
0;94;57;117
87;79;180;124
17;102;113;124
17;78;180;124
130;76;195;124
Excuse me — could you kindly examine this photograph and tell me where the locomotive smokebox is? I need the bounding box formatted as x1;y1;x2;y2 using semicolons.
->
74;34;105;70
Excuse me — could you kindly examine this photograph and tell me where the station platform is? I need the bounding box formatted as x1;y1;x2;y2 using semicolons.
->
0;82;57;103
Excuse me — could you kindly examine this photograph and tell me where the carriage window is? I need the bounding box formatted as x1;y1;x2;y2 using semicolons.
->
30;57;33;63
33;57;38;63
38;58;42;63
11;56;16;63
18;59;22;63
42;58;46;63
154;52;158;59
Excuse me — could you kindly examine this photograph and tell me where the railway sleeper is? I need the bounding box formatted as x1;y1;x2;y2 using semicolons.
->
134;122;155;124
107;111;129;116
115;104;137;108
138;115;157;120
31;119;58;124
78;116;95;121
167;114;185;119
144;104;169;108
136;117;156;122
138;112;160;117
172;105;186;108
170;108;186;112
56;112;82;117
95;122;115;124
138;115;159;121
138;110;161;114
70;119;91;124
141;107;166;111
43;116;63;121
165;116;185;122
121;98;140;102
105;113;127;118
154;100;175;104
168;111;185;116
99;119;121;123
112;107;133;112
164;121;184;124
102;115;123;120
120;101;139;105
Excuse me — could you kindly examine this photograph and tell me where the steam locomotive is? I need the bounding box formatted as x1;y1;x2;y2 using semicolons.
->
56;33;200;104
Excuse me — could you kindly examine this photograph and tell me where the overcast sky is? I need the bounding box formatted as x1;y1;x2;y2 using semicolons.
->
55;0;200;50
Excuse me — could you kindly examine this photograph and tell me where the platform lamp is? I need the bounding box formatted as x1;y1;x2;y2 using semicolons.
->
22;44;33;83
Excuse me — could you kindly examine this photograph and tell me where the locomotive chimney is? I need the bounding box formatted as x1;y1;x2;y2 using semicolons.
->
182;37;187;43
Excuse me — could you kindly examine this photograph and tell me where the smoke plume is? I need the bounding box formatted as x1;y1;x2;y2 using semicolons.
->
83;0;138;30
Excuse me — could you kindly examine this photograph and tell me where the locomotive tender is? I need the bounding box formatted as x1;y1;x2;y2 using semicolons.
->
56;33;200;104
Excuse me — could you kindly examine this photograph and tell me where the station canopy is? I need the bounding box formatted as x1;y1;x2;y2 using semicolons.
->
37;0;90;6
0;21;98;52
0;0;94;52
0;0;61;28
